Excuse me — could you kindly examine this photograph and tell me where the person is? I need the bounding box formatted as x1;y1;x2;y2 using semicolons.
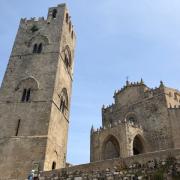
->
28;170;35;180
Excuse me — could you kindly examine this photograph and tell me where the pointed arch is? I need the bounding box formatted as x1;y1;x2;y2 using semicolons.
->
28;35;49;47
16;77;39;102
16;77;39;91
63;45;72;70
102;135;120;160
59;88;69;113
133;134;146;155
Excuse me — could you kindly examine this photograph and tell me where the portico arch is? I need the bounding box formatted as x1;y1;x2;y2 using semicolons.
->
102;135;120;160
133;134;146;155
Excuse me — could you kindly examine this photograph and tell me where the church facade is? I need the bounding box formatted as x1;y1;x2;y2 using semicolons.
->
90;80;180;162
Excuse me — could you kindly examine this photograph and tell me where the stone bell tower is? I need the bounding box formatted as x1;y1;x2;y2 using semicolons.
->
0;4;76;179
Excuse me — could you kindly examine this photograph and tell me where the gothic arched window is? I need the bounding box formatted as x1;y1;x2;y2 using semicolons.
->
125;112;137;124
64;46;72;71
17;77;39;103
102;135;120;160
21;88;31;102
59;88;68;114
66;13;69;23
33;43;43;54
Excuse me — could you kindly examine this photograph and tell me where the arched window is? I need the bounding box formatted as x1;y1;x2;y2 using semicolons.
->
21;88;31;102
128;116;136;123
33;43;42;54
102;135;120;160
59;88;68;114
64;46;72;70
69;21;72;32
52;9;57;19
33;44;38;53
66;13;69;23
17;77;39;103
125;113;137;124
71;31;74;39
133;135;146;155
52;161;56;170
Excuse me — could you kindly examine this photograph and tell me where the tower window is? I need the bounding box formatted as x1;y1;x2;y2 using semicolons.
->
64;54;70;69
66;13;69;23
37;43;42;53
52;161;56;170
52;9;57;19
33;43;43;54
71;31;74;39
69;21;71;32
15;119;21;136
21;88;31;102
21;89;27;102
63;46;72;71
33;44;38;53
60;98;66;113
59;88;68;114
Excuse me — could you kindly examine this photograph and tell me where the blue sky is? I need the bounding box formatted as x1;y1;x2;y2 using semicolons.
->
1;0;180;165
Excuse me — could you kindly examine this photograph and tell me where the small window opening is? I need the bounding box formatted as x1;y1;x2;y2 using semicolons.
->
33;44;38;53
37;43;42;53
64;54;69;69
69;21;71;32
52;161;56;170
60;98;66;113
128;117;136;123
21;88;31;102
66;13;69;23
52;9;57;19
26;88;31;102
21;89;27;102
71;31;74;39
15;119;21;136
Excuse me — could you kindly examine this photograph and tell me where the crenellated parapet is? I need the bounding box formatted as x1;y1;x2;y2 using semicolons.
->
91;121;143;136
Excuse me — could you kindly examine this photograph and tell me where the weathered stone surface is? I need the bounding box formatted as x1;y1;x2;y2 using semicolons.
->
91;81;180;162
0;4;76;180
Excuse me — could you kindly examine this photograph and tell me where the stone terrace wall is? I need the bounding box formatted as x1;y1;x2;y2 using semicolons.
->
40;149;180;179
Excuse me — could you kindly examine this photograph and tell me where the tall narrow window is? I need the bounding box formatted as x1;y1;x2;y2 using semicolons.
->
59;88;68;114
21;89;27;102
64;54;69;69
15;119;21;136
26;88;31;102
66;13;69;23
21;88;31;102
33;44;37;53
52;9;57;19
52;161;56;170
37;43;42;53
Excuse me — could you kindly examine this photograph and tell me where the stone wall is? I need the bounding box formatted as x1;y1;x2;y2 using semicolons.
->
40;149;180;180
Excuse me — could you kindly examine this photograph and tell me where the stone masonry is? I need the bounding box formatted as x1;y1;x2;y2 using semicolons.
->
1;3;180;180
0;4;76;179
90;80;180;162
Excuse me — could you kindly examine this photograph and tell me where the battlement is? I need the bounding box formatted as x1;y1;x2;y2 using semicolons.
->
91;121;142;135
20;3;75;40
